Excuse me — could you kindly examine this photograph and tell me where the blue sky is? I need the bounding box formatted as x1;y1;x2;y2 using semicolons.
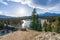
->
0;0;60;17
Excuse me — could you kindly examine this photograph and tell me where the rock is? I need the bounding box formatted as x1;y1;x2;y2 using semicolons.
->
0;30;60;40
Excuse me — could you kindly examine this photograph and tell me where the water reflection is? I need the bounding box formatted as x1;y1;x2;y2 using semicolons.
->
41;19;46;27
22;19;46;28
0;30;12;36
0;19;46;36
22;20;30;28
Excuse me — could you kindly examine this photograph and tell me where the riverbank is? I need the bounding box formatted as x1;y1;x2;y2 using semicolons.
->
0;30;60;40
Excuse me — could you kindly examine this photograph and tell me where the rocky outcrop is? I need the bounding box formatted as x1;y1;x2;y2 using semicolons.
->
33;32;60;40
0;30;60;40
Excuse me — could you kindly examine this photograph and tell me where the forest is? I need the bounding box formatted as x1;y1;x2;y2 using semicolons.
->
30;8;60;33
0;8;60;33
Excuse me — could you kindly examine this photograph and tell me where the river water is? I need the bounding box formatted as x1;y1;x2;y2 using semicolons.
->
22;19;46;28
0;19;46;36
0;29;17;36
0;20;31;36
22;20;31;28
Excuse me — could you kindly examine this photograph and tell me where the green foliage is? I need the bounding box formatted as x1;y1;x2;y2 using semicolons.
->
30;8;42;31
0;18;22;30
46;23;52;32
43;22;52;32
0;23;4;29
47;17;55;23
54;18;60;33
46;17;60;33
43;22;47;32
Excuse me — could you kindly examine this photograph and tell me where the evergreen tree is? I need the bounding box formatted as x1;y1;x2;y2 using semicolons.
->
30;8;42;31
47;23;52;32
43;21;47;32
54;17;60;33
43;21;52;32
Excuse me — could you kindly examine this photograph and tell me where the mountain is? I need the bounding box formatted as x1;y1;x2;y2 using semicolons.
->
0;15;12;18
0;12;60;18
39;12;60;17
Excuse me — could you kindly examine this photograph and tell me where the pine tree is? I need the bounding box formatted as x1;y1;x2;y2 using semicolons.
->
47;23;52;32
54;17;60;33
43;21;47;32
43;21;52;32
30;8;42;31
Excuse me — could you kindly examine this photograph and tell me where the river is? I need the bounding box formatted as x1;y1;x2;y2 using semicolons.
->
0;19;46;36
22;19;46;28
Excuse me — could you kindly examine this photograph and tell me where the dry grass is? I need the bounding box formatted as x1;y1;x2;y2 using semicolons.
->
0;30;40;40
0;30;60;40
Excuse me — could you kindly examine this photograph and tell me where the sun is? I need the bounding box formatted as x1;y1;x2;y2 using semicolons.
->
19;8;26;14
16;8;27;17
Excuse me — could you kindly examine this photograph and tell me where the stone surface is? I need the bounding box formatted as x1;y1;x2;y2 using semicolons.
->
0;30;60;40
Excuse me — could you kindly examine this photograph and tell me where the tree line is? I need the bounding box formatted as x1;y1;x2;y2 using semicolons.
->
30;8;60;33
0;8;60;33
43;17;60;33
0;18;22;30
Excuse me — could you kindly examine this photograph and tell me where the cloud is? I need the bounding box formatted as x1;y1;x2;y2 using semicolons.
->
0;0;60;17
7;0;60;13
7;0;32;5
49;4;60;13
1;2;8;5
0;11;3;14
7;0;21;2
0;11;13;16
0;0;8;5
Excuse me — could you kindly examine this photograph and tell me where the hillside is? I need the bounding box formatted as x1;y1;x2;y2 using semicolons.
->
0;30;60;40
39;12;60;17
0;15;12;18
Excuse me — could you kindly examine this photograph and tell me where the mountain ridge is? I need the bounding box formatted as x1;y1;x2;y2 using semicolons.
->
39;12;60;17
0;13;60;18
0;15;12;18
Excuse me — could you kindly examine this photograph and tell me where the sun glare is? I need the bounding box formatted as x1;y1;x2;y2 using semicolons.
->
16;8;27;17
19;8;26;14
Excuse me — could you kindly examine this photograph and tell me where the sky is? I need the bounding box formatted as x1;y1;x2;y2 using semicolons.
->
0;0;60;17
